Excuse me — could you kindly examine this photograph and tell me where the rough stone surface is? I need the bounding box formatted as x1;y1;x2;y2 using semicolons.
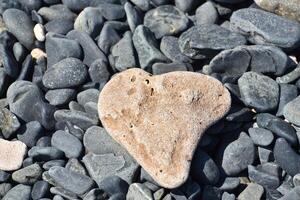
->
255;0;300;22
2;184;31;200
0;139;27;171
283;95;300;126
237;183;264;200
98;68;231;188
230;8;300;50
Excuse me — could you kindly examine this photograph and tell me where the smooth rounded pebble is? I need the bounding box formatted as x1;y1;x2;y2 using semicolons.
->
238;72;279;112
3;9;34;49
283;95;300;126
2;184;31;200
230;8;300;50
42;58;88;89
178;24;246;59
0;139;27;171
144;5;189;39
98;68;231;188
248;127;274;146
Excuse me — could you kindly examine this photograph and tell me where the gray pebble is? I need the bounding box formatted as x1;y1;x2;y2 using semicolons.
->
54;109;98;130
2;184;31;200
124;2;142;32
230;8;300;50
50;187;79;199
42;160;66;171
283;95;300;127
44;19;74;35
277;84;298;116
43;58;88;89
3;9;34;49
74;7;104;38
144;5;189;39
152;62;192;75
126;183;153;200
65;158;87;175
77;89;99;107
178;24;246;59
248;164;280;189
238;72;279;112
0;108;20;139
221;132;255;176
160;36;193;63
175;0;202;13
248;127;274;146
38;4;76;21
45;89;76;106
0;170;10;182
61;0;90;11
51;130;83;158
28;146;64;161
36;136;52;147
12;42;26;63
45;35;83;68
258;147;273;164
7;81;56;130
111;31;136;71
48;166;94;196
17;121;43;148
195;1;218;25
222;192;235;200
31;181;49;200
131;0;152;11
88;59;110;85
97;4;125;20
219;177;240;191
98;22;121;55
0;183;12;198
133;25;169;69
276;67;300;84
83;188;109;200
278;186;300;200
12;163;42;184
98;176;129;196
237;183;264;200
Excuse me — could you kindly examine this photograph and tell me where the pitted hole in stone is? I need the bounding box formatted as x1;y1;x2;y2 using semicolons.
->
160;169;163;173
150;88;154;96
145;79;150;84
130;76;136;82
127;88;136;95
129;123;134;128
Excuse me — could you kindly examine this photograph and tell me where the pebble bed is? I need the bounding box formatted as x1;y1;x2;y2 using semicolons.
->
0;0;299;200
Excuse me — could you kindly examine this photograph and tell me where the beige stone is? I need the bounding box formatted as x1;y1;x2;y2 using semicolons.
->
31;48;47;60
33;23;46;42
255;0;300;22
0;139;27;171
98;68;231;188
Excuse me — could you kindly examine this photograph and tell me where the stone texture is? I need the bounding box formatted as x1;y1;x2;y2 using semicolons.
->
0;139;27;171
255;0;300;22
98;68;231;188
283;95;300;126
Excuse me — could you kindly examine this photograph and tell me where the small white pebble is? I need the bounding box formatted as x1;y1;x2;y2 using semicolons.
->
34;23;46;42
31;48;47;60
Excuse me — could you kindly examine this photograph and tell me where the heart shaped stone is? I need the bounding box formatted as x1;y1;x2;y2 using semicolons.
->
98;68;231;188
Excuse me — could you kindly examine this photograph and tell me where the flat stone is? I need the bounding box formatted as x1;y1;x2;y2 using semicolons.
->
178;24;246;59
44;19;74;35
31;181;49;200
45;89;76;106
221;132;255;176
219;177;240;191
230;8;300;50
47;166;94;196
98;68;231;188
248;127;274;146
278;186;300;200
12;163;42;184
0;139;26;171
237;183;264;200
126;183;153;200
195;1;218;25
248;164;280;189
28;146;64;161
124;2;142;32
152;63;192;75
0;108;20;139
2;184;31;200
238;72;279;112
276;68;300;84
51;130;83;158
283;95;300;126
88;59;110;85
277;84;298;116
133;25;169;69
254;0;300;22
3;9;34;49
96;4;125;21
0;183;12;198
65;158;86;175
274;138;300;176
144;5;188;39
174;0;202;13
38;4;76;21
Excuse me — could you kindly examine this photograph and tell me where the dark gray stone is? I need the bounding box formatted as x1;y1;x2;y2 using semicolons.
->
191;149;220;185
2;184;31;200
67;30;107;67
178;24;246;59
0;170;10;182
77;89;99;107
0;108;20;139
195;1;218;25
51;130;83;158
31;181;49;200
274;138;300;176
74;7;104;38
48;166;94;196
12;163;42;185
12;42;26;63
238;72;279;112
160;36;193;63
7;81;56;130
230;8;300;50
38;4;76;21
133;25;169;69
43;58;88;89
98;176;129;196
277;84;298;116
283;95;300;127
221;132;255;175
50;187;78;199
45;35;83;68
248;164;280;189
248;127;274;146
45;89;76;106
3;9;34;49
28;146;64;161
124;2;142;32
83;188;109;200
88;59;110;85
97;4;125;20
0;183;12;198
97;22;121;55
111;31;137;71
175;0;203;13
61;0;90;11
131;0;152;11
36;136;52;147
54;109;98;130
44;19;74;35
144;5;188;39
